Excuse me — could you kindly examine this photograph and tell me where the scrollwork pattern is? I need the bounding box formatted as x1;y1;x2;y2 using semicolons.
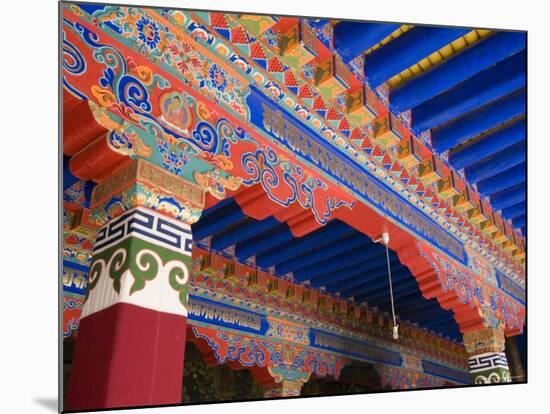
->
63;16;352;227
85;258;105;301
64;17;170;128
86;237;190;305
473;370;511;384
86;6;249;118
241;147;354;225
418;243;524;334
131;248;161;294
62;32;88;100
167;260;190;307
192;326;349;380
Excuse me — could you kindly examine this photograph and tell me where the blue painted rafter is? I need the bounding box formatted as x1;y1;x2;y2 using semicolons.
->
399;298;439;313
514;215;526;228
407;310;453;329
364;26;469;88
339;269;413;297
276;234;372;275
337;267;410;297
355;283;423;305
211;217;282;251
383;291;430;308
448;119;525;170
192;201;246;241
325;264;407;294
465;141;526;184
475;163;526;196
255;221;353;268
365;280;420;302
402;304;449;321
501;202;526;220
392;32;526;112
301;248;396;284
420;316;457;330
334;22;400;63
431;90;526;153
411;51;526;132
235;226;294;260
490;185;526;211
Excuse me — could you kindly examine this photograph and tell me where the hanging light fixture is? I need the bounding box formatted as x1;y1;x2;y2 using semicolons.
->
373;232;399;340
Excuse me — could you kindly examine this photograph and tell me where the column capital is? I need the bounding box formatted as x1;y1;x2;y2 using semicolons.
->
265;367;311;397
463;326;506;355
90;158;205;226
375;364;415;390
464;326;511;384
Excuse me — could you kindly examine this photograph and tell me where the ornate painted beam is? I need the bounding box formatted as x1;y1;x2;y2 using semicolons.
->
448;119;525;170
476;163;526;196
365;27;469;88
465;142;526;184
411;51;526;132
187;247;467;355
392;33;526;112
432;91;526;153
333;21;400;63
396;242;524;337
63;99;108;157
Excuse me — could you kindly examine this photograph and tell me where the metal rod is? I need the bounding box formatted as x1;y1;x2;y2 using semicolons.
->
385;242;398;331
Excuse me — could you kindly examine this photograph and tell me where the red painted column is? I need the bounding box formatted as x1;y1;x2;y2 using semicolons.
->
65;159;205;411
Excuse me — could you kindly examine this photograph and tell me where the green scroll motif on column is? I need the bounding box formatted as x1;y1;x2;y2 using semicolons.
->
83;209;194;318
464;326;512;384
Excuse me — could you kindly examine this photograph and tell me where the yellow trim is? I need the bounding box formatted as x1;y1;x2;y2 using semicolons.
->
364;24;413;57
387;29;492;89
